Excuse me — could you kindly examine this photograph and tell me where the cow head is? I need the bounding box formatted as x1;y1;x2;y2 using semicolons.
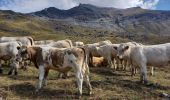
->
17;45;29;60
115;43;130;60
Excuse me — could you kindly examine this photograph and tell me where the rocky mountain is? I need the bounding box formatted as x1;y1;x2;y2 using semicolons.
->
30;4;170;36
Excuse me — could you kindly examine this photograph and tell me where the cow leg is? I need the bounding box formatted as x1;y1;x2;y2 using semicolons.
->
8;62;15;75
36;65;45;92
84;74;92;95
76;71;83;98
43;68;49;86
123;60;128;71
150;67;154;76
0;61;3;74
140;64;148;84
14;62;19;75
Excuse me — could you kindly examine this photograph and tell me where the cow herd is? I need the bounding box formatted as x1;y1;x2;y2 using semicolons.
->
0;36;169;98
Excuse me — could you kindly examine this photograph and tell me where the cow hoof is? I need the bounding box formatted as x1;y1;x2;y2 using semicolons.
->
8;71;12;75
140;80;148;84
14;72;18;75
0;69;3;74
88;91;92;95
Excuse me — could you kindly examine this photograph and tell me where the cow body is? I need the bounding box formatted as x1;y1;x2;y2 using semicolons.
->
0;41;22;75
34;40;54;45
84;40;112;67
73;41;84;47
48;39;73;48
117;42;170;83
17;46;92;97
0;36;34;46
96;44;119;68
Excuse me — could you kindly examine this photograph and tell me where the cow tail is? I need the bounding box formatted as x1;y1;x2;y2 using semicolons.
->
66;39;73;48
79;47;90;74
27;37;34;46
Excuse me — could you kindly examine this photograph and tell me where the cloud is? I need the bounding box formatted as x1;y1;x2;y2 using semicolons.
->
0;0;160;13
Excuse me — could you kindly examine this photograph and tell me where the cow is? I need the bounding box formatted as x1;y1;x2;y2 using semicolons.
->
0;41;22;75
0;36;34;46
92;57;108;67
34;40;54;45
17;46;92;98
73;41;84;47
83;40;112;67
48;39;73;48
96;44;120;69
116;42;170;84
0;36;34;70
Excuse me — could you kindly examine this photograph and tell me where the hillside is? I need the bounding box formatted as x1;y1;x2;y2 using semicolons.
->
31;4;170;38
0;4;170;43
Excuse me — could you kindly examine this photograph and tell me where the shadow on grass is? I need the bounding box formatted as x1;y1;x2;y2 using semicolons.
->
2;82;81;99
90;67;130;76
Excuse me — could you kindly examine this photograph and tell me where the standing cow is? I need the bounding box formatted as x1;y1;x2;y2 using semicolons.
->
116;42;170;84
0;41;22;75
17;46;92;98
83;40;112;67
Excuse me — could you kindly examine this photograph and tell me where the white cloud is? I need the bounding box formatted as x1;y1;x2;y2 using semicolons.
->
0;0;160;13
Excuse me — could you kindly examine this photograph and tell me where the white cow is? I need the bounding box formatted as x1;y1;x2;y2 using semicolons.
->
0;36;34;46
0;41;22;75
96;44;120;68
17;46;92;98
34;40;54;45
83;40;112;67
48;39;73;48
73;41;84;47
116;42;170;83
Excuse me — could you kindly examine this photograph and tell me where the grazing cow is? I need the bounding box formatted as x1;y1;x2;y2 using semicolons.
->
73;41;84;47
116;42;170;84
34;40;54;45
0;36;34;46
83;40;112;67
0;41;22;75
17;46;92;97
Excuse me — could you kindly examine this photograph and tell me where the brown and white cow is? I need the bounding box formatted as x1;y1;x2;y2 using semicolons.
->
17;46;92;97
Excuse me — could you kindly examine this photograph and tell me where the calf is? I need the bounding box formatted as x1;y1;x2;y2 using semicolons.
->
17;46;92;97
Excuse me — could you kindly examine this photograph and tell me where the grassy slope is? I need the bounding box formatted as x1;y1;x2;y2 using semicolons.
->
0;11;169;99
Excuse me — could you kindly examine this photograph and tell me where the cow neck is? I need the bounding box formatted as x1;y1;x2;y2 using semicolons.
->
27;46;41;61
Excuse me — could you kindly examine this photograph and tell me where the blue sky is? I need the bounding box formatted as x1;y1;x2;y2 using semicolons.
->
156;0;170;10
0;0;169;13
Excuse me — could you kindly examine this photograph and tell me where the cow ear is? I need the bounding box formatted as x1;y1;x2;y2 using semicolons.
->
113;46;117;50
125;46;129;50
17;46;20;50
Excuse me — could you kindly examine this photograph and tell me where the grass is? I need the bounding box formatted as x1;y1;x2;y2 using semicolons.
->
0;64;169;99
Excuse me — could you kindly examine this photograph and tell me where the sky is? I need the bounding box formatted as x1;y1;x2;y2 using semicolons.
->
0;0;169;13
